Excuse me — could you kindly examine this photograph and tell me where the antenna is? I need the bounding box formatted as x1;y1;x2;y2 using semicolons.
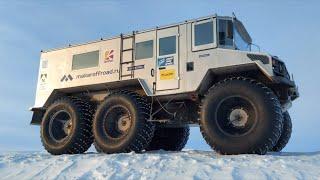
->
232;12;237;19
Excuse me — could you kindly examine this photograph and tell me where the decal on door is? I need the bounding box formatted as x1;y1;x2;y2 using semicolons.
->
158;56;174;67
160;69;175;80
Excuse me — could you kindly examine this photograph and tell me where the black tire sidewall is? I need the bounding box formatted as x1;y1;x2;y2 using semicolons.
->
272;111;292;152
201;80;281;154
41;100;80;153
147;127;190;151
93;94;142;153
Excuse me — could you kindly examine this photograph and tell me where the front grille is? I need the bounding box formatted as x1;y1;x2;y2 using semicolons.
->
272;57;290;79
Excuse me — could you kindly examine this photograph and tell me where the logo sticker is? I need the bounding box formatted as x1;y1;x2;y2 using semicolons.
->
104;50;114;63
39;73;48;90
60;69;119;82
158;56;174;67
199;53;210;58
60;74;74;82
40;73;47;82
160;69;175;80
41;60;48;69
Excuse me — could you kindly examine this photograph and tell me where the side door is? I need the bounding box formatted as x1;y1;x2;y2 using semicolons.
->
133;31;156;94
156;26;180;91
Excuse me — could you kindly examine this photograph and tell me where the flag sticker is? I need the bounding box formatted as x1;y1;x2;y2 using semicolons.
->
158;56;174;67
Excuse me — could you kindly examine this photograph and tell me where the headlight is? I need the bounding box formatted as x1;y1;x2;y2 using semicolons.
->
272;57;290;79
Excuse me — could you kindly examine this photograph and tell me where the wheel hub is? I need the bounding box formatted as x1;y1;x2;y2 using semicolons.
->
229;108;249;127
63;121;72;135
103;105;133;139
117;116;131;132
48;110;72;142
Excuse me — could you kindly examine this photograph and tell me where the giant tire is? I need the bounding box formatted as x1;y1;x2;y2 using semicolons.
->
40;97;94;155
199;77;283;155
272;111;292;152
93;91;155;154
146;127;190;151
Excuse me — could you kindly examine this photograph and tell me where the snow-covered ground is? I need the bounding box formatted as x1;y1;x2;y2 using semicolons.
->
0;150;319;180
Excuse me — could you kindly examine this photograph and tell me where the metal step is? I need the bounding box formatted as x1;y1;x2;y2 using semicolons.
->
121;74;133;78
122;48;134;52
120;61;134;65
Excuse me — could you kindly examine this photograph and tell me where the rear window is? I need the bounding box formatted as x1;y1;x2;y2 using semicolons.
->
72;51;99;70
135;40;153;60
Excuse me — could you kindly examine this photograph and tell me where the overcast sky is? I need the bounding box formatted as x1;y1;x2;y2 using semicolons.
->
0;0;319;152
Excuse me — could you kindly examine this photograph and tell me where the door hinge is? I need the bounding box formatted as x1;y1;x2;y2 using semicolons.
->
152;82;156;94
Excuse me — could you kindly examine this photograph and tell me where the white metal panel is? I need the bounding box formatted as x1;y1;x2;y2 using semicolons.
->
123;38;133;50
156;26;180;91
122;51;133;63
33;16;275;108
134;31;156;94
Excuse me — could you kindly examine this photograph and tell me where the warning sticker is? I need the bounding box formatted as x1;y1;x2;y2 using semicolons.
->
39;73;48;91
160;69;175;80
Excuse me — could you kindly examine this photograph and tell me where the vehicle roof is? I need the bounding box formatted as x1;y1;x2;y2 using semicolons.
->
41;14;235;53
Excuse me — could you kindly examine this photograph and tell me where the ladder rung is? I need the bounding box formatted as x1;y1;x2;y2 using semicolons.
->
121;74;133;77
121;61;134;64
122;36;133;40
122;48;133;52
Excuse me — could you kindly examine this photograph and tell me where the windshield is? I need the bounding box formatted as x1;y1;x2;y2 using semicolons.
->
218;18;252;51
234;26;250;51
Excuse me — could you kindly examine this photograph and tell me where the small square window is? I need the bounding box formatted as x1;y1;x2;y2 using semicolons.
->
194;21;214;46
135;40;153;60
72;51;99;70
159;36;176;56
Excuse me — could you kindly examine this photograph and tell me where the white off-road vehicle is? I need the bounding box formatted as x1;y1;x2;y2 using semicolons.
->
30;14;299;155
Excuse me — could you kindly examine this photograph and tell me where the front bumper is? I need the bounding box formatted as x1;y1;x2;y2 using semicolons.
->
271;76;299;101
272;76;300;101
30;107;46;125
271;56;299;101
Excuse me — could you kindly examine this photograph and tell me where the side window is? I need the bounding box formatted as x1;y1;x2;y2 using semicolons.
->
159;36;176;56
218;19;234;47
192;19;216;51
72;50;99;70
135;40;153;60
194;21;214;46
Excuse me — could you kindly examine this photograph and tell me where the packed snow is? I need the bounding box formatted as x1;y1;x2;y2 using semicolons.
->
0;150;319;180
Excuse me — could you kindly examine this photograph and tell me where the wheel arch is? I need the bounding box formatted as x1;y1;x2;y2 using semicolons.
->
197;63;273;96
30;79;151;125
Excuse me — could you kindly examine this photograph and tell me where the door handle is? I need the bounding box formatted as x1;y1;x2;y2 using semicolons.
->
151;68;154;77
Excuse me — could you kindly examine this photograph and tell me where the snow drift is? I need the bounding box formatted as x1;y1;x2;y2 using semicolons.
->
0;150;319;179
